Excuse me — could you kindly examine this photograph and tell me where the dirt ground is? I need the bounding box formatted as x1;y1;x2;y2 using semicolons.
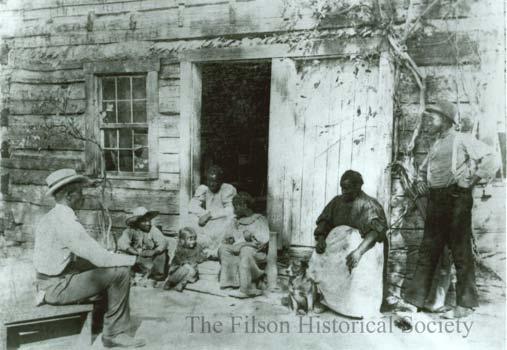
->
1;254;505;350
86;284;505;350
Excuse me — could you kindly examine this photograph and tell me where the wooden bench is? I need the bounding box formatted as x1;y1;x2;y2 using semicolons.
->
1;302;94;350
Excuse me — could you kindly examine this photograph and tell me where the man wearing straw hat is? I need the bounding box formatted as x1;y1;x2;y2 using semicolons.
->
33;168;145;348
403;100;499;319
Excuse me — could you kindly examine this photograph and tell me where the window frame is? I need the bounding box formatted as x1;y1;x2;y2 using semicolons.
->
84;59;160;180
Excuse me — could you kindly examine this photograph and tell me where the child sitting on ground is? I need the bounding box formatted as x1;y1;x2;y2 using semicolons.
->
117;207;169;285
163;227;208;291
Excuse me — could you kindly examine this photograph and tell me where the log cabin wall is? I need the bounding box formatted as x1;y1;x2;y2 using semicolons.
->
0;0;504;303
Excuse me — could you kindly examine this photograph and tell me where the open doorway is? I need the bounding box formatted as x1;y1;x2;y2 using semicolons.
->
200;62;271;213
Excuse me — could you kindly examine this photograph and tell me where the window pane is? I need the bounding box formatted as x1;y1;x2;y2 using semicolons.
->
117;77;130;100
119;129;132;148
102;78;116;100
134;148;149;172
104;150;118;171
132;77;146;99
103;129;117;148
102;102;116;123
119;150;133;172
133;100;147;123
133;129;148;147
117;101;131;123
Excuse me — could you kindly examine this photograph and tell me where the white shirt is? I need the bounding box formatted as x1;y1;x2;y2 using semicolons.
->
34;204;135;276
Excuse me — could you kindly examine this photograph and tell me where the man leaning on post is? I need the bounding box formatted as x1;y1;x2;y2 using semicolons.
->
33;168;146;348
403;100;499;319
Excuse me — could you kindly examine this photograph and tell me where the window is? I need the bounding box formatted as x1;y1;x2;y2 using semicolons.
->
100;75;149;174
84;59;160;179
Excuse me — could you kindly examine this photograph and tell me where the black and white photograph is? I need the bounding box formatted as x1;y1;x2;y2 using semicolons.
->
0;0;505;349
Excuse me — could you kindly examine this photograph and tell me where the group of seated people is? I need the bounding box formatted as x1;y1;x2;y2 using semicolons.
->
112;165;270;298
32;165;387;347
32;166;273;347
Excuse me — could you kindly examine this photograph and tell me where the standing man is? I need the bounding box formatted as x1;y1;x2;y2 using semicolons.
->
185;165;237;258
34;169;145;348
404;100;499;319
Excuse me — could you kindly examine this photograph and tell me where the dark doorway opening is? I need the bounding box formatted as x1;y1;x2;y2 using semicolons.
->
201;62;271;213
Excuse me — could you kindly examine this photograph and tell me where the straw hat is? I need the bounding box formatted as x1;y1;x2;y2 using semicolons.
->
126;206;160;226
45;168;90;196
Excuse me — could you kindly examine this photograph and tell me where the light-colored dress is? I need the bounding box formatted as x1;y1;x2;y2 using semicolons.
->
183;183;237;257
218;214;270;291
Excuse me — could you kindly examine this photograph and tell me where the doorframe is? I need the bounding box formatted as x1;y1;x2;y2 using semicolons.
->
178;40;394;247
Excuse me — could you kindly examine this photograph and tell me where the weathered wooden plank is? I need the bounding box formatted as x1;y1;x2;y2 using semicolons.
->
266;58;299;248
159;84;180;115
6;184;180;214
159;153;179;173
9;68;85;84
407;32;480;66
397;65;482;105
5;167;180;192
1;153;84;170
77;209;180;230
155;114;179;137
9;82;85;100
178;61;201;218
159;137;179;154
159;63;180;80
8;114;85;151
8;99;86;115
389;0;501;21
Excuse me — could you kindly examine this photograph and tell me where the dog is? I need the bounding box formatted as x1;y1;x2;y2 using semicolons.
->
284;259;317;315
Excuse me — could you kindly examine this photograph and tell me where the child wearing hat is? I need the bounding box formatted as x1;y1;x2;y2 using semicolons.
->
117;207;169;283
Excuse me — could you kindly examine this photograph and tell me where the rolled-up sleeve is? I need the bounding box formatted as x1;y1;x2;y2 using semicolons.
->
361;200;388;243
58;214;135;267
117;229;133;252
462;135;500;180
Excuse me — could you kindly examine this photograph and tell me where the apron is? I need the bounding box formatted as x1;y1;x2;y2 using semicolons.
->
308;225;384;319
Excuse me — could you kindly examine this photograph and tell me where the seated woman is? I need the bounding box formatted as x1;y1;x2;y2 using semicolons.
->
183;165;237;259
307;170;388;319
218;192;269;298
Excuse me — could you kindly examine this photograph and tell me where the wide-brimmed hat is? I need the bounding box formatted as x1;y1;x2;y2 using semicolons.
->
424;100;457;124
126;206;160;226
45;168;90;196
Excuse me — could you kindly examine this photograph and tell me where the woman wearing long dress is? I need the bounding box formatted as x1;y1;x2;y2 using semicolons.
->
308;170;388;319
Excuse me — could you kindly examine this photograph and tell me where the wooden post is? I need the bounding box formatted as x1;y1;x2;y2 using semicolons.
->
266;231;278;290
376;51;395;221
179;62;202;222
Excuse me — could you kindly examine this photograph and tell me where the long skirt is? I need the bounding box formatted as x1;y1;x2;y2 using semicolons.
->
307;225;384;319
182;214;234;258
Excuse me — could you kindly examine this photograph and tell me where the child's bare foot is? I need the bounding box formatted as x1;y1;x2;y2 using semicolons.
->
175;282;185;292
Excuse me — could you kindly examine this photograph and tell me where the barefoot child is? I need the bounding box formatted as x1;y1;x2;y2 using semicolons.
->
163;227;208;291
117;207;169;282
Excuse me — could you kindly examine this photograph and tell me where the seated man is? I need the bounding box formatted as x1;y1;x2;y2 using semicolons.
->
184;165;237;258
33;169;145;348
218;192;269;298
308;170;388;318
117;207;169;282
